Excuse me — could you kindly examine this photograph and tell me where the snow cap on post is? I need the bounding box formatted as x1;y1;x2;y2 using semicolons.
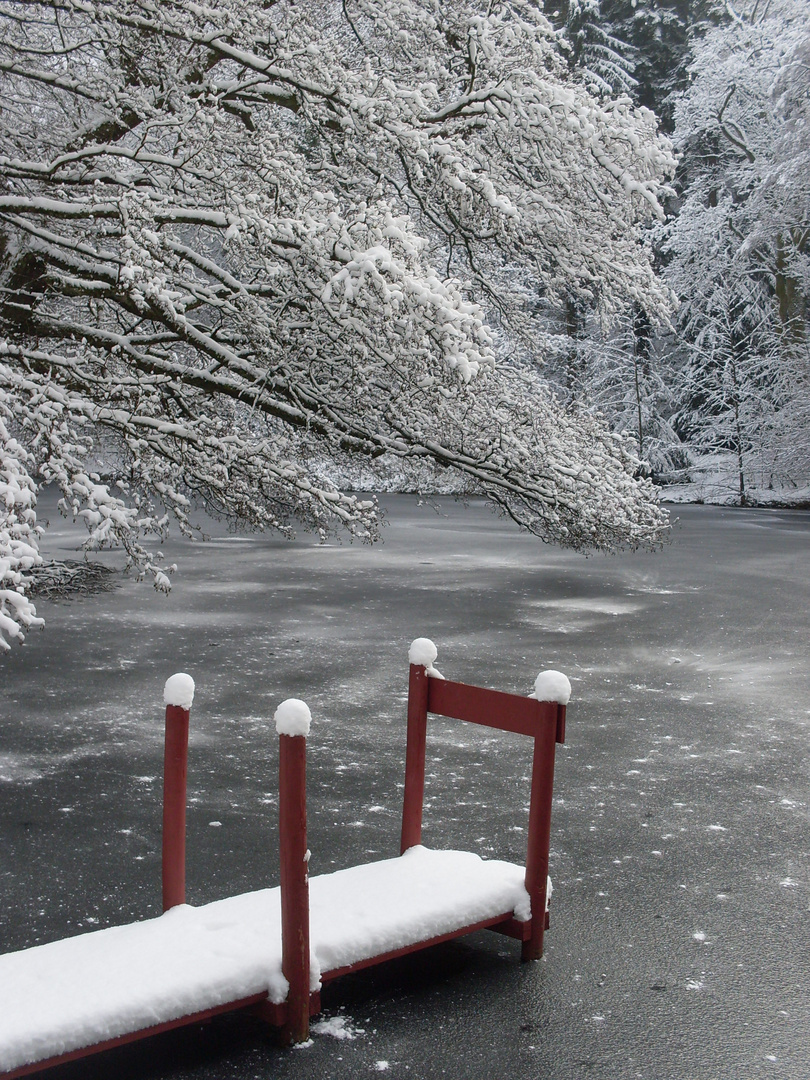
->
408;637;438;668
164;673;195;710
275;698;312;738
532;670;572;705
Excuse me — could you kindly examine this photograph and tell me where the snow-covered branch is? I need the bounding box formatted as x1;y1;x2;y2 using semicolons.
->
0;0;677;648
0;402;44;650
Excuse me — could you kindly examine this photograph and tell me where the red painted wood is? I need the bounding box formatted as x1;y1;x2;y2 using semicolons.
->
1;993;270;1079
426;678;558;737
400;663;429;853
278;732;310;1045
489;911;550;943
403;663;563;961
6;658;566;1078
254;990;319;1028
522;721;558;961
162;703;190;912
319;910;519;982
489;915;532;941
251;997;289;1028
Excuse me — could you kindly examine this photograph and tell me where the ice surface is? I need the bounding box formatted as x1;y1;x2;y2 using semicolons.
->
163;673;195;709
532;670;571;705
274;698;312;737
0;847;533;1072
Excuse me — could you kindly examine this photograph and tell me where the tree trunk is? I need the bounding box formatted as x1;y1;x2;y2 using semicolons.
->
632;306;653;462
775;232;807;346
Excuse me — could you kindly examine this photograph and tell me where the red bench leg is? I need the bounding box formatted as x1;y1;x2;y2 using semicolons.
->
279;732;311;1043
522;706;560;960
401;663;429;853
162;703;190;912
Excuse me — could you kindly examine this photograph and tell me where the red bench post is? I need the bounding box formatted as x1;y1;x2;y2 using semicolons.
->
402;641;569;962
278;721;311;1044
522;703;564;961
162;683;192;912
400;662;429;853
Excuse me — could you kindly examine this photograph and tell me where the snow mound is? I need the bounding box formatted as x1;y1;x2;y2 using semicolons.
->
408;637;438;667
163;673;195;710
275;699;312;737
532;670;571;705
310;1015;364;1040
408;637;444;678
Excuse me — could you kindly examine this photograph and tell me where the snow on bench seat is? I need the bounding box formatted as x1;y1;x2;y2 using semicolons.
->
0;847;534;1074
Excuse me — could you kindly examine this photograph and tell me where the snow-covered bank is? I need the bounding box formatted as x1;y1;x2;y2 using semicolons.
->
658;453;810;508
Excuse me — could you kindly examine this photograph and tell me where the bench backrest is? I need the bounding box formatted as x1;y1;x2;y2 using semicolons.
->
400;660;566;961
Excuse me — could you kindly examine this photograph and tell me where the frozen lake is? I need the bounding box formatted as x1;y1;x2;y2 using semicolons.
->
1;495;809;1079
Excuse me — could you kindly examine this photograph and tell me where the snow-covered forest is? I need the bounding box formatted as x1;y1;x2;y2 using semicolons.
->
1;0;808;650
542;0;809;501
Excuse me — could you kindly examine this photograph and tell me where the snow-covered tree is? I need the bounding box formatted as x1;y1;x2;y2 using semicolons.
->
665;213;786;502
548;0;637;98
671;0;808;333
0;407;44;649
574;309;687;479
0;0;677;648
534;1;696;473
663;0;810;500
599;0;717;130
548;1;720;130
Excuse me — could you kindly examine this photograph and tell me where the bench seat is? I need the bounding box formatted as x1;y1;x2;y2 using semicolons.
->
0;846;534;1075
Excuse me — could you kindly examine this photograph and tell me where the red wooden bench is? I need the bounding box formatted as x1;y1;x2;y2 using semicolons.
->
0;639;568;1076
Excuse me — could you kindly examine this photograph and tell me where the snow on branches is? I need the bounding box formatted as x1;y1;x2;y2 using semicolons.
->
663;0;810;499
0;0;675;648
0;397;43;650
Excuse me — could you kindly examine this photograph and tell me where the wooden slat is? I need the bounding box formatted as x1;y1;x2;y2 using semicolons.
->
488;916;532;942
1;993;271;1080
253;994;318;1028
319;910;522;982
426;678;557;737
522;720;557;961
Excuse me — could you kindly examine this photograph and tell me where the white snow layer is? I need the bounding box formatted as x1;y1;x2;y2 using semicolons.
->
0;847;537;1072
532;670;571;705
274;698;312;737
407;637;444;678
163;673;195;710
408;637;438;667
